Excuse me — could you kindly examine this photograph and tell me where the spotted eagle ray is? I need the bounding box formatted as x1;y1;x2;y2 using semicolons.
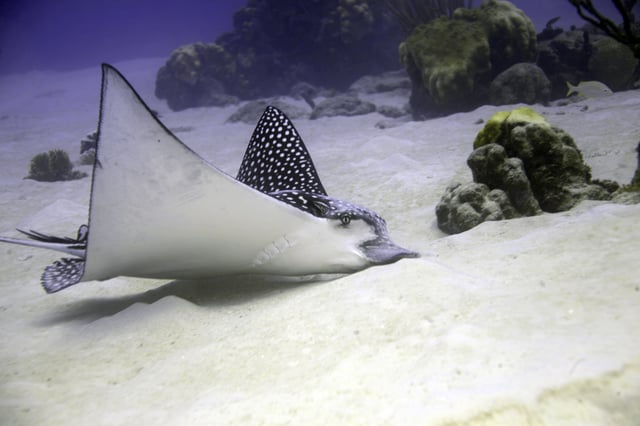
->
0;64;418;293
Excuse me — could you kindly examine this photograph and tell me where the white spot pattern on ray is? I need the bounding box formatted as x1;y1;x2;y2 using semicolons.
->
42;258;85;292
237;106;327;196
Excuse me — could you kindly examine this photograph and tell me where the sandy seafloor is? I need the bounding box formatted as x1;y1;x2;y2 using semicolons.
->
0;57;639;425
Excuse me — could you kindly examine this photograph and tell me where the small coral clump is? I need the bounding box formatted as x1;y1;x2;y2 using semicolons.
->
436;181;518;234
27;149;87;182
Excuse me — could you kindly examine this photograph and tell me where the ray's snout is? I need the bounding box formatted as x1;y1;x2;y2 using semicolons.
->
361;240;419;265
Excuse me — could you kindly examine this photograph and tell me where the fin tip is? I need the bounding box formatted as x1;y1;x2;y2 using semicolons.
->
41;258;85;293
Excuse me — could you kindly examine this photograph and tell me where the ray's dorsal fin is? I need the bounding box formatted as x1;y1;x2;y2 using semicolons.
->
237;106;327;196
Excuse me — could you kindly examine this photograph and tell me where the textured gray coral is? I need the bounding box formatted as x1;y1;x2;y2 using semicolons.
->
436;182;517;234
310;95;376;119
227;100;308;124
502;123;611;212
489;63;551;105
436;107;614;234
467;143;541;216
155;43;241;111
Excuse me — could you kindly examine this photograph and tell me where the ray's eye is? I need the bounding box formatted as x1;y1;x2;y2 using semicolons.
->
339;213;351;226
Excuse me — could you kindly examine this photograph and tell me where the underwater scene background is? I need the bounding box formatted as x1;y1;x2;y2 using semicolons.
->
1;1;638;118
0;1;639;425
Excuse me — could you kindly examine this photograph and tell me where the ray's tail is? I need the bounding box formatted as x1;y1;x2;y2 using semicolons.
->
0;225;88;293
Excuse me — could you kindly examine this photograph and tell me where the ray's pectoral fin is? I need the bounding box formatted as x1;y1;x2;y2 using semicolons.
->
23;225;88;293
0;225;89;293
80;64;337;283
41;258;86;293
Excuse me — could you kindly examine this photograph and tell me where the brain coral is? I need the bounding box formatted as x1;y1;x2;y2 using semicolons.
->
400;0;537;115
454;0;537;74
400;17;490;111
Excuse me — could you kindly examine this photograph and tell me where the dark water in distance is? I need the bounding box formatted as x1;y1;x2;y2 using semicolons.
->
0;0;632;74
0;0;245;74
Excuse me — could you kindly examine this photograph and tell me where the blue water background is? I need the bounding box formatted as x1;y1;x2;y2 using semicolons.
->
0;0;629;74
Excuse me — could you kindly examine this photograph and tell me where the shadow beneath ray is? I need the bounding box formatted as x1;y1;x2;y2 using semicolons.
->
38;274;343;325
